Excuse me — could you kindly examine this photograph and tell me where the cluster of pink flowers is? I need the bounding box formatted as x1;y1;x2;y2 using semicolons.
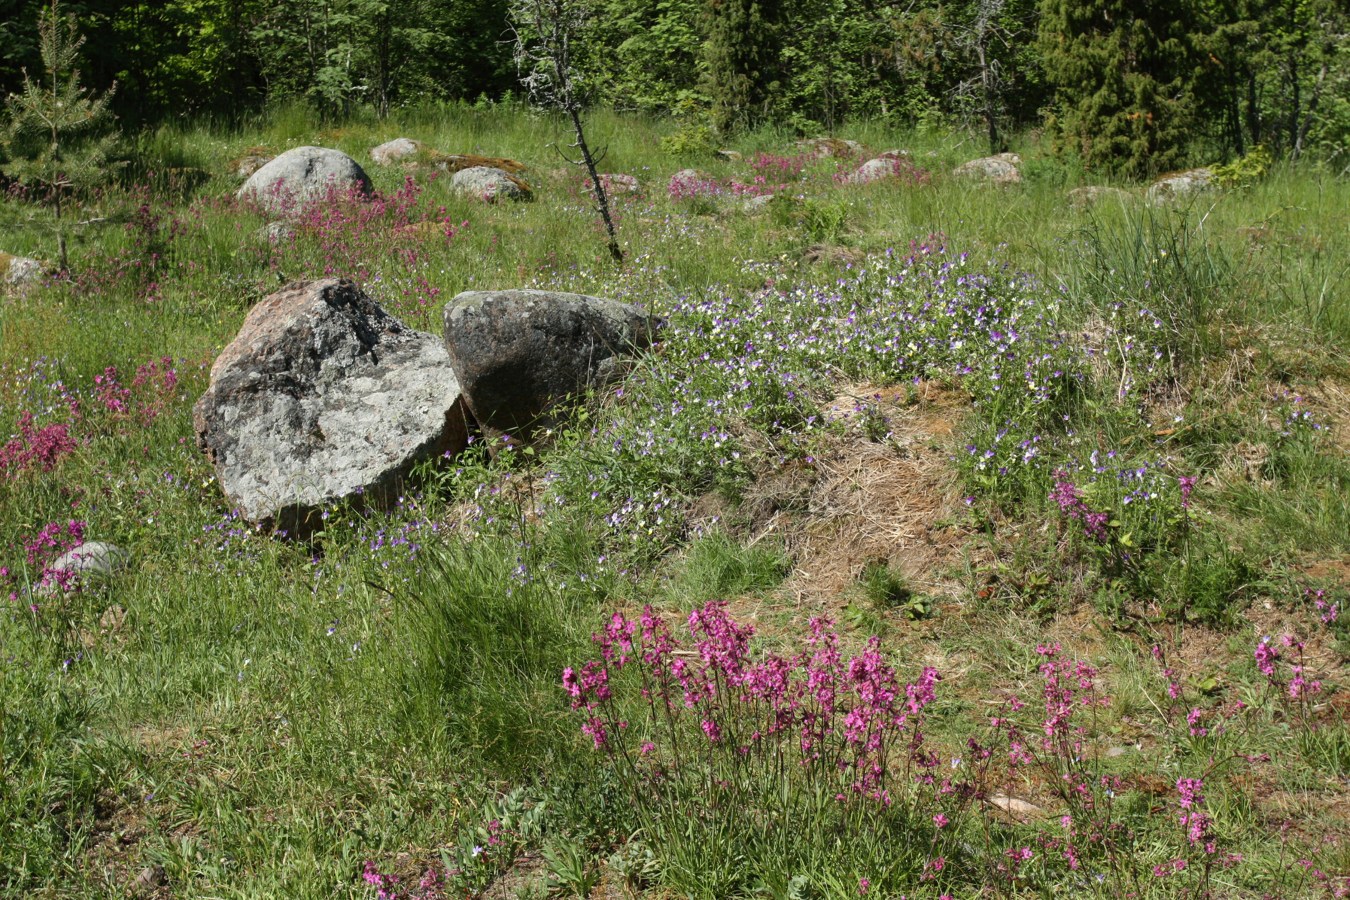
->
1178;474;1197;510
1175;777;1216;853
749;151;809;180
1256;634;1323;700
1151;644;1183;701
667;171;724;201
360;861;445;900
1307;588;1340;627
93;357;181;428
0;412;78;479
565;602;943;803
1049;472;1110;542
3;519;87;600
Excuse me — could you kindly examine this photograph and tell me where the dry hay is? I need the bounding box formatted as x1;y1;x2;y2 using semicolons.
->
702;381;971;614
801;243;865;267
1316;374;1350;456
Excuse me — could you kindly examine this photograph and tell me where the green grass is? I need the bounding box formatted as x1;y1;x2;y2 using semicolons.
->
1;103;1347;898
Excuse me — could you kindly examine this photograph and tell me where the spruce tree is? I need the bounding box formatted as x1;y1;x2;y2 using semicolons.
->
1038;0;1198;178
2;0;119;273
703;0;784;136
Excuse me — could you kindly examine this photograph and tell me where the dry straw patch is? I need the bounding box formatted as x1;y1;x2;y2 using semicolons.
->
755;382;969;612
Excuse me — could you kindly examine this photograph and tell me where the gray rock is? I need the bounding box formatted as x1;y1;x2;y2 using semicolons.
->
953;152;1022;185
1068;185;1135;209
442;290;659;445
257;221;295;243
39;541;129;596
2;253;42;287
593;173;640;194
237;146;373;217
194;279;470;536
739;194;775;214
370;137;422;165
796;137;863;158
843;156;917;185
1146;168;1216;206
450;166;530;202
129;864;166;898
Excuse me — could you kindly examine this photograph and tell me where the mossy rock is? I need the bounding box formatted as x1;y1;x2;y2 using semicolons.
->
425;151;528;175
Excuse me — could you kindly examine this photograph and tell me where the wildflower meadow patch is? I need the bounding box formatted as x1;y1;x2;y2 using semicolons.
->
0;107;1346;898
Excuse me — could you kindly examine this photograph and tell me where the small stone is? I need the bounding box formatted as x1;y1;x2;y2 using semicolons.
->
39;542;129;596
953;153;1022;185
739;194;775;214
1146;168;1216;206
99;604;127;634
130;864;166;896
987;794;1042;817
450;166;530;203
2;253;42;287
589;173;640;195
257;221;295;243
796;137;863;158
370;137;422;165
843;156;922;185
1068;185;1134;208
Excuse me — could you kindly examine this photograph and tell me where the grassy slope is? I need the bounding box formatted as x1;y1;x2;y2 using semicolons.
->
1;105;1347;899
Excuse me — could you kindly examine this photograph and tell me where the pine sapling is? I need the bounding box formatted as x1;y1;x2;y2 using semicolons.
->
2;0;121;274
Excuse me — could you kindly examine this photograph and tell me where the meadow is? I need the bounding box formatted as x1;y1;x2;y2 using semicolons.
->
1;104;1347;899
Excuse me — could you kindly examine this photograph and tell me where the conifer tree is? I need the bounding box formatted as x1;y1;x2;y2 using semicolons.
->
1038;0;1198;178
703;0;784;136
2;0;119;273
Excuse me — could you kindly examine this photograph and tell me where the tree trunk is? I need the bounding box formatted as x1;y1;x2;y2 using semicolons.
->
568;108;623;265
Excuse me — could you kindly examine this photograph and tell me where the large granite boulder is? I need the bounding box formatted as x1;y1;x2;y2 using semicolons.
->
237;146;373;216
371;138;422;165
953;152;1022;185
450;166;530;202
442;290;659;445
1146;168;1216;206
194;279;469;536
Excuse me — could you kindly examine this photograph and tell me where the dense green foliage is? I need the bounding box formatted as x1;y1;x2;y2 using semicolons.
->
1;0;1348;170
702;0;784;135
1038;0;1199;177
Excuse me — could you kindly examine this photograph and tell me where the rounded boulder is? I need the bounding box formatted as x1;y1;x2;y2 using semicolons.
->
237;146;373;216
442;290;659;445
